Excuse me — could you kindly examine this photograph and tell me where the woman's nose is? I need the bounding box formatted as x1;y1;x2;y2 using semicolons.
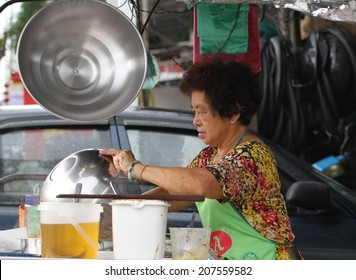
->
193;114;200;127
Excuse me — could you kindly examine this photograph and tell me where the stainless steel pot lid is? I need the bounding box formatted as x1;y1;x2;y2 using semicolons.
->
41;149;118;203
17;0;147;121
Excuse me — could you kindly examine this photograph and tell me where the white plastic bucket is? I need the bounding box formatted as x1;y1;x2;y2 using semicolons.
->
110;199;170;260
38;202;103;259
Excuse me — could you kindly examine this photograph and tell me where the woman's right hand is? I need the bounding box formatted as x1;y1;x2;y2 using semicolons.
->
99;149;137;176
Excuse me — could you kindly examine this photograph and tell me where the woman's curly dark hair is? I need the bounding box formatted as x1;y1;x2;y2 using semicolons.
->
179;58;262;125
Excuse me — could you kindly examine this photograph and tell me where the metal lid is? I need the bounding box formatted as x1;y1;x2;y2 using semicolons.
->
40;149;118;203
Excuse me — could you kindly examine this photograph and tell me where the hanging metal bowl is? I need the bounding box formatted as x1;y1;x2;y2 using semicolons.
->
17;0;147;121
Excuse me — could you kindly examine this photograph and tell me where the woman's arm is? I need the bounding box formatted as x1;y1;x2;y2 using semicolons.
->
99;149;223;199
134;164;222;199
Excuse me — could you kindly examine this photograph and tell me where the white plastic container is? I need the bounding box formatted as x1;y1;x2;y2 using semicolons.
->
110;199;170;260
170;227;211;260
38;202;103;259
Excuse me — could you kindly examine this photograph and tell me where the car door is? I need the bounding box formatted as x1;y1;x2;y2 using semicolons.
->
268;138;356;260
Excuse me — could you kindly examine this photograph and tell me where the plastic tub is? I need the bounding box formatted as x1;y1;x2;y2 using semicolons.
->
110;199;170;259
38;202;103;259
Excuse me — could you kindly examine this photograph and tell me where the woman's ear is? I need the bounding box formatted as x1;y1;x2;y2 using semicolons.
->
230;113;240;124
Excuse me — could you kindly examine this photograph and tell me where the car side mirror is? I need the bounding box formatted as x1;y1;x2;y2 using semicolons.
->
285;181;334;211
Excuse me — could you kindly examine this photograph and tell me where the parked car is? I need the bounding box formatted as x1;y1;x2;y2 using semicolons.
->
1;105;356;260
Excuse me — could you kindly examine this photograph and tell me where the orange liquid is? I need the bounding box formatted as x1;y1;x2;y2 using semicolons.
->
41;222;99;259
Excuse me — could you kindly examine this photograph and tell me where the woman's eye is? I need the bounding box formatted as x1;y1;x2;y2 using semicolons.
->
192;109;208;115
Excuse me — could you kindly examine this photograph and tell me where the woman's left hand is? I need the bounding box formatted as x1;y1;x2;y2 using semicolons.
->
99;149;136;175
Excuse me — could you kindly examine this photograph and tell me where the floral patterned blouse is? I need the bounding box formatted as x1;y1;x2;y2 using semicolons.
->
188;141;299;260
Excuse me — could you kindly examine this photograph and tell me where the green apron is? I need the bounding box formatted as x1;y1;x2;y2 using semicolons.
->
196;198;277;260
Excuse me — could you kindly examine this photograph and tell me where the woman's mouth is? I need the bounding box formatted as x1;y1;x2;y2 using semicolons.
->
198;131;206;139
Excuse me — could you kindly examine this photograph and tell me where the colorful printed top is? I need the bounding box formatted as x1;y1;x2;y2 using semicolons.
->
188;141;297;259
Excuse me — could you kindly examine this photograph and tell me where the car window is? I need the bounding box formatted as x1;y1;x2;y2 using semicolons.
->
125;128;206;196
127;128;206;167
0;126;112;204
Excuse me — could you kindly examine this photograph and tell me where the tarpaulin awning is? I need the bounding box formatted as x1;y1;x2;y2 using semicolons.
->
179;0;356;23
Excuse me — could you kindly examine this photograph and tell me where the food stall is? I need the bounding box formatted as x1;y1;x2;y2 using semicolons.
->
0;0;355;261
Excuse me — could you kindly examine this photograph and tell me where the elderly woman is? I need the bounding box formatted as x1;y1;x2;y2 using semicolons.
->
99;58;301;260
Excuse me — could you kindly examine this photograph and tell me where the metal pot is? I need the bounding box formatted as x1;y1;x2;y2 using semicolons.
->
17;0;147;121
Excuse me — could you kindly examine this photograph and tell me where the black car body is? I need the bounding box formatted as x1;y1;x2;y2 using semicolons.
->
1;105;356;260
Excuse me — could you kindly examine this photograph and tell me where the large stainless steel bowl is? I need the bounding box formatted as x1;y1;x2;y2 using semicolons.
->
41;149;119;203
17;0;147;121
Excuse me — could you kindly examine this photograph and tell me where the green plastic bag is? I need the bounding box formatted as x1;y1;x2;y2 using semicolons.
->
197;3;249;54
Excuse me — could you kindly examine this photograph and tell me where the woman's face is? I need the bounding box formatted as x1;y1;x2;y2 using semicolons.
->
191;91;230;147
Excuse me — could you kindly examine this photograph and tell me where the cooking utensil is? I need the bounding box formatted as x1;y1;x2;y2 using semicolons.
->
42;148;205;203
41;149;120;203
56;194;205;202
188;212;196;228
17;0;147;121
74;183;82;203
